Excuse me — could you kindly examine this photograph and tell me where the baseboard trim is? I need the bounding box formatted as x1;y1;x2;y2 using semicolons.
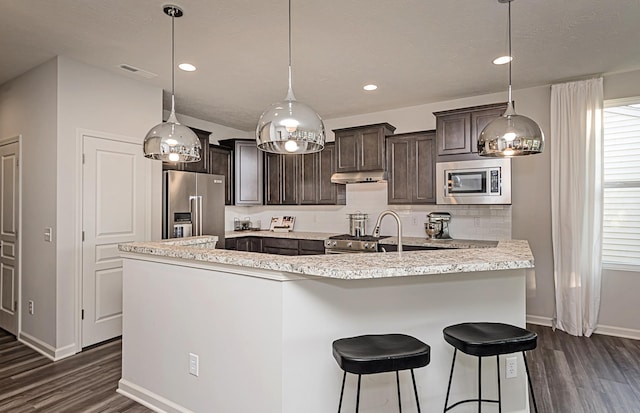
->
526;315;640;340
526;315;553;327
117;379;194;413
18;332;77;361
594;324;640;340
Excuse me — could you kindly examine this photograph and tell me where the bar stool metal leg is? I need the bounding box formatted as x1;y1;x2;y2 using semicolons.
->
522;352;539;413
443;348;457;412
356;374;362;413
477;357;482;413
396;371;402;413
496;356;501;413
338;371;347;413
410;369;422;413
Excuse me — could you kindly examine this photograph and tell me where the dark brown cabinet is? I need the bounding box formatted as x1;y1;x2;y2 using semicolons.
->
434;103;507;159
300;143;345;205
228;237;263;252
218;139;264;206
265;153;299;205
334;123;396;172
387;130;436;205
208;145;233;205
265;143;345;206
227;236;325;256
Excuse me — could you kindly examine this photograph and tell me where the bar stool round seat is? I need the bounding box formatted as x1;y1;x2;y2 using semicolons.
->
332;334;430;413
442;322;538;413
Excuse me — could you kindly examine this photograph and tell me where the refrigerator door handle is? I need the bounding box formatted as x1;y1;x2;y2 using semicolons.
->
190;195;203;236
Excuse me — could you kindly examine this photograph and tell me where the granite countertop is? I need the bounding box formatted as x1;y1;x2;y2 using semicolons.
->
119;236;534;280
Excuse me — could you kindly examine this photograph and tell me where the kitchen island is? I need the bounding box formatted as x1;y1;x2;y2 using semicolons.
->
118;236;535;413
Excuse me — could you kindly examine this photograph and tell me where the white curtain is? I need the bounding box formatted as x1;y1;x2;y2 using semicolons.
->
550;77;604;337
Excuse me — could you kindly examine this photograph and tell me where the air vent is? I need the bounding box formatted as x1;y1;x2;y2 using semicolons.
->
119;64;157;79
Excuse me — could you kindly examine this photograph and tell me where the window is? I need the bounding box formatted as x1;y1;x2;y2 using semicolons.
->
602;99;640;270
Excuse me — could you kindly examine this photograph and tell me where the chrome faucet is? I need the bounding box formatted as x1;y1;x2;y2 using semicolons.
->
372;210;403;256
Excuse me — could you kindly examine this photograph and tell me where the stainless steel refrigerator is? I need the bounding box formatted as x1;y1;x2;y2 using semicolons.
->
163;170;225;247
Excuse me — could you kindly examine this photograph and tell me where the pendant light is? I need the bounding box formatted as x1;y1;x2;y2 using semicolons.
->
256;0;325;154
143;5;201;163
478;0;544;157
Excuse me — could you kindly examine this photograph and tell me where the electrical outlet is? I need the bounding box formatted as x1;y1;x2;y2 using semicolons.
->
505;356;518;378
189;353;199;376
28;300;34;315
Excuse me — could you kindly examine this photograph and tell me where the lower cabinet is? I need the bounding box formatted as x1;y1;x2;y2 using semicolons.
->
226;237;325;256
386;130;436;205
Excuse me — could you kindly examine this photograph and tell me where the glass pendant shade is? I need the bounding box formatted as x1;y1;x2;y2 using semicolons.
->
256;97;325;154
479;0;544;157
256;0;325;154
144;107;201;162
143;5;201;163
478;103;544;157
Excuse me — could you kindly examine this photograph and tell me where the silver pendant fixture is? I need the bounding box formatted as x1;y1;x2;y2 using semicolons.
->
143;5;201;163
255;0;325;154
478;0;544;157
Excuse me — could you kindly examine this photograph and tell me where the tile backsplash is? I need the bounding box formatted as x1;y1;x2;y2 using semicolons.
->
225;182;511;241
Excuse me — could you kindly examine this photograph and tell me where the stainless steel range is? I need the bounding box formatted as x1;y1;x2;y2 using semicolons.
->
324;234;389;254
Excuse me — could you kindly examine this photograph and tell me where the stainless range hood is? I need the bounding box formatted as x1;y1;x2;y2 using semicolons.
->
331;170;387;184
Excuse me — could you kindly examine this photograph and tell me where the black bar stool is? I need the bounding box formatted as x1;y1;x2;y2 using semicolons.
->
442;322;538;413
332;334;431;413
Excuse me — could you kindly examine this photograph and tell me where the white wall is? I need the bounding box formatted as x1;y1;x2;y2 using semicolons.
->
57;57;162;351
0;59;58;348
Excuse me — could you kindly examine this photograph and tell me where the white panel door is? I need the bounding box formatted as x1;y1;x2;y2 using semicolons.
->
82;136;146;347
0;141;19;336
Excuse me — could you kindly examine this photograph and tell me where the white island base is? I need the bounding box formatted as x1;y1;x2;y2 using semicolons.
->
117;249;532;413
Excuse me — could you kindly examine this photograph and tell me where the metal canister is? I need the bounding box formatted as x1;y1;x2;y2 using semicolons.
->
347;212;368;237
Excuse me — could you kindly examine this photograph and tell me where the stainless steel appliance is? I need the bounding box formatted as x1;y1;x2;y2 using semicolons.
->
436;159;511;205
163;170;225;246
347;212;368;237
425;212;452;239
324;234;388;254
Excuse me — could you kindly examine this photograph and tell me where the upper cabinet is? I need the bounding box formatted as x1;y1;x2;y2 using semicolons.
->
434;103;507;159
265;143;345;206
208;145;233;205
386;130;436;205
334;123;396;172
219;139;264;206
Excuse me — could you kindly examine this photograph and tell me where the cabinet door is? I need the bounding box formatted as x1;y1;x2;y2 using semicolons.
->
281;154;299;205
300;152;318;204
317;143;345;205
236;237;249;251
249;237;263;253
360;127;385;171
264;153;282;205
413;132;436;204
387;137;413;204
335;131;359;172
437;112;470;155
235;141;264;205
209;145;233;205
471;105;507;153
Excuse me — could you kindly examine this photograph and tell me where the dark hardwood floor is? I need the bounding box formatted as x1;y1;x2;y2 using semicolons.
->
0;328;150;412
527;324;640;413
1;325;639;412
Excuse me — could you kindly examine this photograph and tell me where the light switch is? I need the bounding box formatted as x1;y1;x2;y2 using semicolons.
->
44;227;52;242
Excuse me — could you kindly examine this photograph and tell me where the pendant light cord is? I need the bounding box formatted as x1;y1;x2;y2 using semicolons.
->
286;0;296;100
507;0;512;104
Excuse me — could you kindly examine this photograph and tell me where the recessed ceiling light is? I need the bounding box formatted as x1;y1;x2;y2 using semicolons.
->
178;63;197;72
363;84;378;91
492;56;513;65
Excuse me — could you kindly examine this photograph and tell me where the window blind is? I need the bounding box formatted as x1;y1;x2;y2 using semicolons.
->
603;104;640;268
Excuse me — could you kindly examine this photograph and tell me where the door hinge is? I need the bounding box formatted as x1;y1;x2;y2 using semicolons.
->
81;309;85;320
82;154;85;164
82;231;85;242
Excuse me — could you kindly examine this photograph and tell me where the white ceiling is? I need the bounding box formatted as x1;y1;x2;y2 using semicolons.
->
2;0;640;131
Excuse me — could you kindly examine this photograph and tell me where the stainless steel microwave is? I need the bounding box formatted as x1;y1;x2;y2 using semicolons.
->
436;159;511;205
